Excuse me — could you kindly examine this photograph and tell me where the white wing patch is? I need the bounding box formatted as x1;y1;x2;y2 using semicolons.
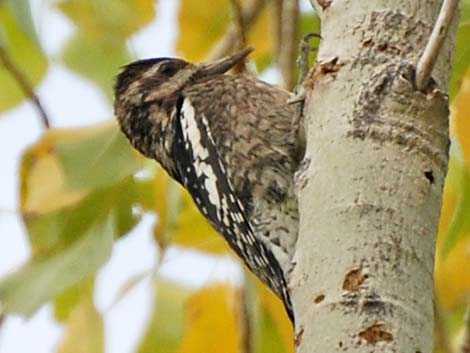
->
180;99;220;209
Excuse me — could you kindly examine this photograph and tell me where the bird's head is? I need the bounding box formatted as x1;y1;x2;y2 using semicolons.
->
113;48;253;165
114;47;253;113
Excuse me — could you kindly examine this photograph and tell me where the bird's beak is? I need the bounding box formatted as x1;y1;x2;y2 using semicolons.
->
196;47;254;78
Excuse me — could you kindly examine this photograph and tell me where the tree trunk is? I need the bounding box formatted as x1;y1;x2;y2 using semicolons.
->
291;1;457;352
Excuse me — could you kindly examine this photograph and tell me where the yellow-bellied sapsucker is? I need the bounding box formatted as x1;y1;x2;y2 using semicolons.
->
114;48;301;321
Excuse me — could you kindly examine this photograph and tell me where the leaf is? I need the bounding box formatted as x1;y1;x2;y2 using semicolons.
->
0;3;48;112
244;273;293;353
177;0;274;72
171;190;231;255
177;0;231;61
452;72;470;166
20;128;148;255
54;277;95;322
24;176;148;256
435;234;470;310
4;0;41;44
152;170;180;248
21;132;90;218
449;22;470;99
57;294;105;353
150;170;230;254
246;7;275;72
60;33;132;100
55;122;142;190
10;124;147;315
137;279;193;353
440;78;470;257
56;0;156;45
178;284;242;353
0;216;114;317
440;156;470;258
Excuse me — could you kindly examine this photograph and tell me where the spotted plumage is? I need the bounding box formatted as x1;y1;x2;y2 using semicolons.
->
114;49;301;321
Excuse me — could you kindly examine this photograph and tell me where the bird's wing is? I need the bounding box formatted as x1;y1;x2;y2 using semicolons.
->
170;96;292;319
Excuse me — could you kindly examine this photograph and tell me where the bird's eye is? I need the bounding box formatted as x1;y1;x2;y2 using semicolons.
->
158;62;179;76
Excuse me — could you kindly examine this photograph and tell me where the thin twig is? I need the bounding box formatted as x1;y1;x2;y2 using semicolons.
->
240;281;253;353
0;309;4;333
297;33;321;86
278;0;300;90
272;0;283;62
230;0;247;49
229;0;248;73
461;297;470;353
415;0;459;91
0;47;50;128
208;0;266;61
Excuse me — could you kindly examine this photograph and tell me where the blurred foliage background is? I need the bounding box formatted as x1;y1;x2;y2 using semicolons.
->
0;0;469;352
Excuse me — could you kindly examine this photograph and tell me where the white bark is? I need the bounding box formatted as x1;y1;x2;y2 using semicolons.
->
291;1;457;352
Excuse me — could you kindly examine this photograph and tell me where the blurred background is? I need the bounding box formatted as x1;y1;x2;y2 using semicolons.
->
0;1;469;352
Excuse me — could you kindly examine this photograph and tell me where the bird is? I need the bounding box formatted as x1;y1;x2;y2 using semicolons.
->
114;48;301;321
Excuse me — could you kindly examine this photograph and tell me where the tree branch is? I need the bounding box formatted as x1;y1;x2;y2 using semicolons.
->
293;1;456;351
415;0;459;91
229;0;248;73
208;0;266;61
278;0;299;90
0;47;50;128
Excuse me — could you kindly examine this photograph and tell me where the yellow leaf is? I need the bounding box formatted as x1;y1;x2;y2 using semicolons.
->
179;284;242;353
172;191;231;254
177;0;231;61
435;235;470;310
255;278;294;352
57;295;104;353
452;72;470;167
54;277;95;322
247;7;274;70
21;130;90;218
21;121;139;218
177;0;273;70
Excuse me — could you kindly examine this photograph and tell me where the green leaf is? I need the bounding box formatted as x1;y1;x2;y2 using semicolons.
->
20;127;149;256
4;0;41;45
55;123;142;190
24;176;147;255
61;34;131;100
245;274;293;353
0;216;114;316
449;21;470;99
0;4;48;112
441;155;470;258
254;306;287;353
137;279;193;353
